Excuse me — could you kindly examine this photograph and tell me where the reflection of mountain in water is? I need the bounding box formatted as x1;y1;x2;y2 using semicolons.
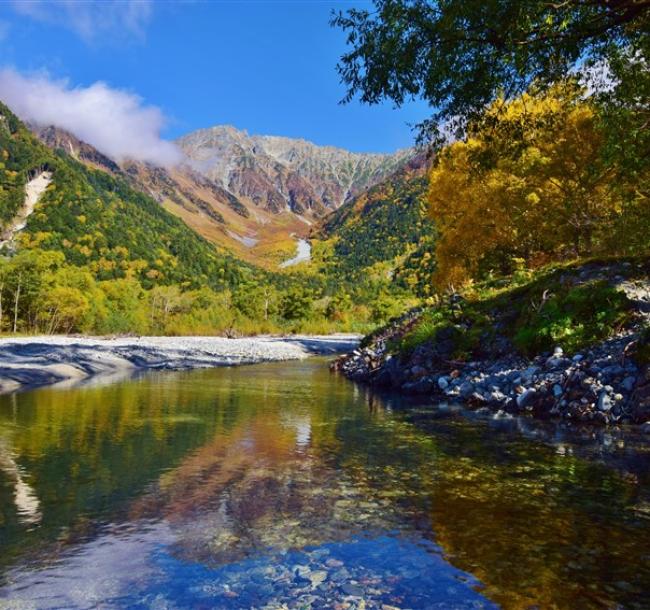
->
0;437;41;525
1;361;650;608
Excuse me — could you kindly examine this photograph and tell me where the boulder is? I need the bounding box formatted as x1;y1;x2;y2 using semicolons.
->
597;392;613;412
516;388;537;409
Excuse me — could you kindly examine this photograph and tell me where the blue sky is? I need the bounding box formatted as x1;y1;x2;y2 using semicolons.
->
0;1;429;154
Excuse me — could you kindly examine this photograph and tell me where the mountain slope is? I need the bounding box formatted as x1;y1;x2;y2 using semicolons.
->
32;123;420;271
309;152;436;294
177;125;414;217
30;125;321;268
0;102;261;290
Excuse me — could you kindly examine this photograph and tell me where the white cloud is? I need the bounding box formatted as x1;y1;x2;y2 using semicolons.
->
11;0;152;44
0;68;183;166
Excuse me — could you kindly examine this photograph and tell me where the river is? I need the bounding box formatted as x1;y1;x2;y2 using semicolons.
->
280;238;311;268
0;359;649;609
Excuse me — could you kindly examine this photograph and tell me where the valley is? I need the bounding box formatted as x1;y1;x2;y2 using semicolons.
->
0;100;429;339
0;1;649;608
32;122;418;270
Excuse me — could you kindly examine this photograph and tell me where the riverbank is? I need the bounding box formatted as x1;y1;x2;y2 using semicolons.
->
0;334;360;394
334;259;650;426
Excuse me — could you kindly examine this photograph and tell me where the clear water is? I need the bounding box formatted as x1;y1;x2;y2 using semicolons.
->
0;358;649;609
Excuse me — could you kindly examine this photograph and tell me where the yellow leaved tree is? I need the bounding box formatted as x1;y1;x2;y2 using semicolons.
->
428;82;648;290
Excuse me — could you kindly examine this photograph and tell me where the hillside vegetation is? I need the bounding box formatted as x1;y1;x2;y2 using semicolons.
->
340;83;649;378
397;258;647;359
0;102;258;289
0;102;427;336
306;155;436;311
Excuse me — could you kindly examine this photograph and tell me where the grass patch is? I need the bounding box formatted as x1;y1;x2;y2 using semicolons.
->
395;257;645;360
512;280;632;355
396;307;452;354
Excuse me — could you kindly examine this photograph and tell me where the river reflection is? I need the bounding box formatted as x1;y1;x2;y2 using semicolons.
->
0;359;649;609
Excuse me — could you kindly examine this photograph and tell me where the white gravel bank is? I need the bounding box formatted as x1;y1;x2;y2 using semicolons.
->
0;335;360;394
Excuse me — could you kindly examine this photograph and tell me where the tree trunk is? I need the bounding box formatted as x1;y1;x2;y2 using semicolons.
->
12;274;21;334
47;306;59;335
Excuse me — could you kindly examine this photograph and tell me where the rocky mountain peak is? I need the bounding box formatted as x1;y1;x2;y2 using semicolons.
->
176;125;415;216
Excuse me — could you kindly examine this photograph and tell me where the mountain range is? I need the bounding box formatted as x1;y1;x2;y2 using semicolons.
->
29;122;419;268
0;101;260;292
177;125;414;216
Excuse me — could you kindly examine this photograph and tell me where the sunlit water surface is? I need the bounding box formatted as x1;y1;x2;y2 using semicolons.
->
1;358;650;609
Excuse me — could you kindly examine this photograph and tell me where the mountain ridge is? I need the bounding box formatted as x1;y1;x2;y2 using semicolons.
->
181;123;412;157
176;124;415;216
29;120;420;269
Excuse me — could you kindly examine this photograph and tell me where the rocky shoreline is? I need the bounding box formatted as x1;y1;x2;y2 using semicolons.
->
0;334;361;394
333;269;650;427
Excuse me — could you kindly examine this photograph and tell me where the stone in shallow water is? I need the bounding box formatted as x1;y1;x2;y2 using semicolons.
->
309;570;328;587
330;568;351;582
341;582;365;597
294;565;311;577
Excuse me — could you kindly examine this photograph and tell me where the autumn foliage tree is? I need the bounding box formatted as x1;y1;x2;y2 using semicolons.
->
428;83;649;289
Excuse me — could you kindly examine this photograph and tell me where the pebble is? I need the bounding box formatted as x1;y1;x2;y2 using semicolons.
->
459;381;475;398
622;376;636;392
517;388;537;408
341;583;364;597
522;366;540;380
597;392;613;412
410;365;427;378
546;356;571;369
471;391;487;403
